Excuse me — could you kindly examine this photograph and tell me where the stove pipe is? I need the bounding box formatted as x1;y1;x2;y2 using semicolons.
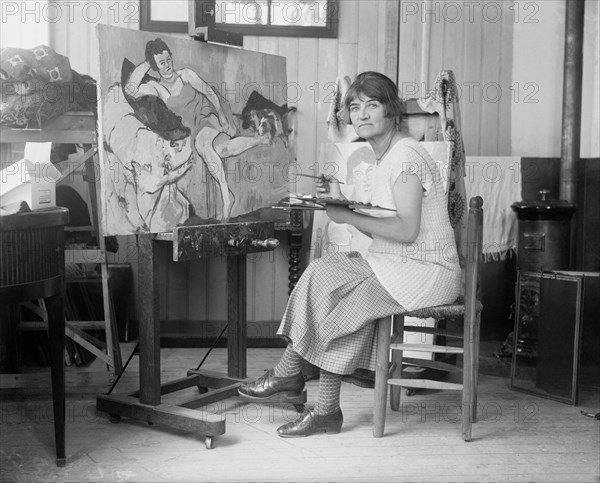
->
559;0;585;203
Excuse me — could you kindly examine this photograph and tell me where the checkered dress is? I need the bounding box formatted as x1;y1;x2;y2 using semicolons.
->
366;138;461;311
277;252;404;374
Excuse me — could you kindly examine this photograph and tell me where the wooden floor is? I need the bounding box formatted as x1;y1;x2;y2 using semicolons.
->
1;342;599;483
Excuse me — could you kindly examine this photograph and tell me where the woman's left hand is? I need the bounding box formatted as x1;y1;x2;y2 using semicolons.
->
326;204;352;224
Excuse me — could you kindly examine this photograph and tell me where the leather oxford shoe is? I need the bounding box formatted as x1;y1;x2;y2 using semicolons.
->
238;369;305;401
277;407;343;438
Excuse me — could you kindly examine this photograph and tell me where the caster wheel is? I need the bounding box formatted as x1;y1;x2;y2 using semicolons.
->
293;404;305;413
109;414;121;424
205;436;214;449
406;389;415;397
197;386;209;394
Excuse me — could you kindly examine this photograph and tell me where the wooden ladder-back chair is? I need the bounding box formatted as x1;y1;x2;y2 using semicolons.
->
373;196;484;441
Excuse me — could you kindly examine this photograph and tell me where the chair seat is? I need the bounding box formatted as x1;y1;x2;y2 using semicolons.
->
401;300;483;320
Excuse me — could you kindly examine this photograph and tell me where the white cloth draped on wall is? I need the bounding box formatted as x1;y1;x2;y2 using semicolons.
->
465;156;522;261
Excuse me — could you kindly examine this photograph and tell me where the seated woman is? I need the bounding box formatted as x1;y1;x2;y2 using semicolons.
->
238;71;462;437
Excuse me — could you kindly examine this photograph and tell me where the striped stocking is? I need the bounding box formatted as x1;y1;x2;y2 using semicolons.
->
315;369;342;415
273;345;304;377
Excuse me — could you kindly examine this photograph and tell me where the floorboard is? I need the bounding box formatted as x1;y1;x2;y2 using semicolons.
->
1;342;598;482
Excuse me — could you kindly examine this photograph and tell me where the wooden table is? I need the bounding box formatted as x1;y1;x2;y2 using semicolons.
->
0;208;69;466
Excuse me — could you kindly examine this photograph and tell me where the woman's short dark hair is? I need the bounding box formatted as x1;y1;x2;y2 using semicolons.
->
344;71;404;125
145;38;172;71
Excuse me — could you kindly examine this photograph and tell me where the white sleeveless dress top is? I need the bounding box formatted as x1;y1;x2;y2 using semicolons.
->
364;137;461;311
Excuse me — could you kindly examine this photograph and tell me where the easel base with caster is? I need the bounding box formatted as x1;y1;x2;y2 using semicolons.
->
96;226;290;448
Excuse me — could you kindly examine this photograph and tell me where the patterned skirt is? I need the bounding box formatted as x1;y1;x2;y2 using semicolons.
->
277;252;405;375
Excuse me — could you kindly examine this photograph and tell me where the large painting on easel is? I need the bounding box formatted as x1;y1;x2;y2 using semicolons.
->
96;25;294;235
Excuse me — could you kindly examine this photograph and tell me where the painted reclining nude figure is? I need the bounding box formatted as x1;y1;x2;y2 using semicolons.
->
123;38;273;220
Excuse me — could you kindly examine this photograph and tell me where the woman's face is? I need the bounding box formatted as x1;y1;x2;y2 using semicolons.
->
350;161;374;203
348;94;394;140
153;50;174;79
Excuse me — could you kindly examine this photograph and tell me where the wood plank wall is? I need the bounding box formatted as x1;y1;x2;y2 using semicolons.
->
47;0;400;330
42;0;598;336
46;0;515;328
45;0;526;329
397;0;513;157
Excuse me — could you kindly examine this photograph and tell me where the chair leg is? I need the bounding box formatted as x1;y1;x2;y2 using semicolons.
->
46;293;66;466
472;312;481;423
389;315;404;411
462;313;477;442
373;316;392;438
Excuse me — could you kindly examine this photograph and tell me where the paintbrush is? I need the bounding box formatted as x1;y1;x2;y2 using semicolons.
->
297;174;345;184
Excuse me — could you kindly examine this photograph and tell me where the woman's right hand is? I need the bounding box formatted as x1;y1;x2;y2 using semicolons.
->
316;176;345;200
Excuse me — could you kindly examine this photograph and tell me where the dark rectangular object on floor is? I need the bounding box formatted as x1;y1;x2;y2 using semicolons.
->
536;271;600;403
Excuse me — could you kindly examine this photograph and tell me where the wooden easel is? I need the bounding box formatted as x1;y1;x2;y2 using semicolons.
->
97;221;306;448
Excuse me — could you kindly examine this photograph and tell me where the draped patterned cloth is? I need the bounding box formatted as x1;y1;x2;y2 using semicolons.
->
0;45;96;128
418;71;468;269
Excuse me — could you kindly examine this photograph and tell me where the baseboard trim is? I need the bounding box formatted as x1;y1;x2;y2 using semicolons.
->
155;320;285;348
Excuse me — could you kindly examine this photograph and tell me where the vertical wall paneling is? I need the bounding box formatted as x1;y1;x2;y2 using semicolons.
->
251;250;274;322
511;1;565;157
337;0;359;78
397;0;514;157
510;0;598;158
440;4;464;89
479;1;503;156
278;37;300;109
203;259;211;321
48;0;403;329
47;0;600;328
422;1;435;87
497;9;514;157
207;257;227;321
248;252;257;323
581;0;600;158
356;0;380;73
295;37;320;194
167;254;190;321
316;37;339;151
243;37;259;51
382;0;400;79
338;43;358;85
397;7;413;94
158;243;168;320
462;3;484;156
187;260;208;321
257;37;279;56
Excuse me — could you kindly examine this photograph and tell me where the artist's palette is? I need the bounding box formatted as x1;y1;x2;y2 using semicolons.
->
281;195;395;216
